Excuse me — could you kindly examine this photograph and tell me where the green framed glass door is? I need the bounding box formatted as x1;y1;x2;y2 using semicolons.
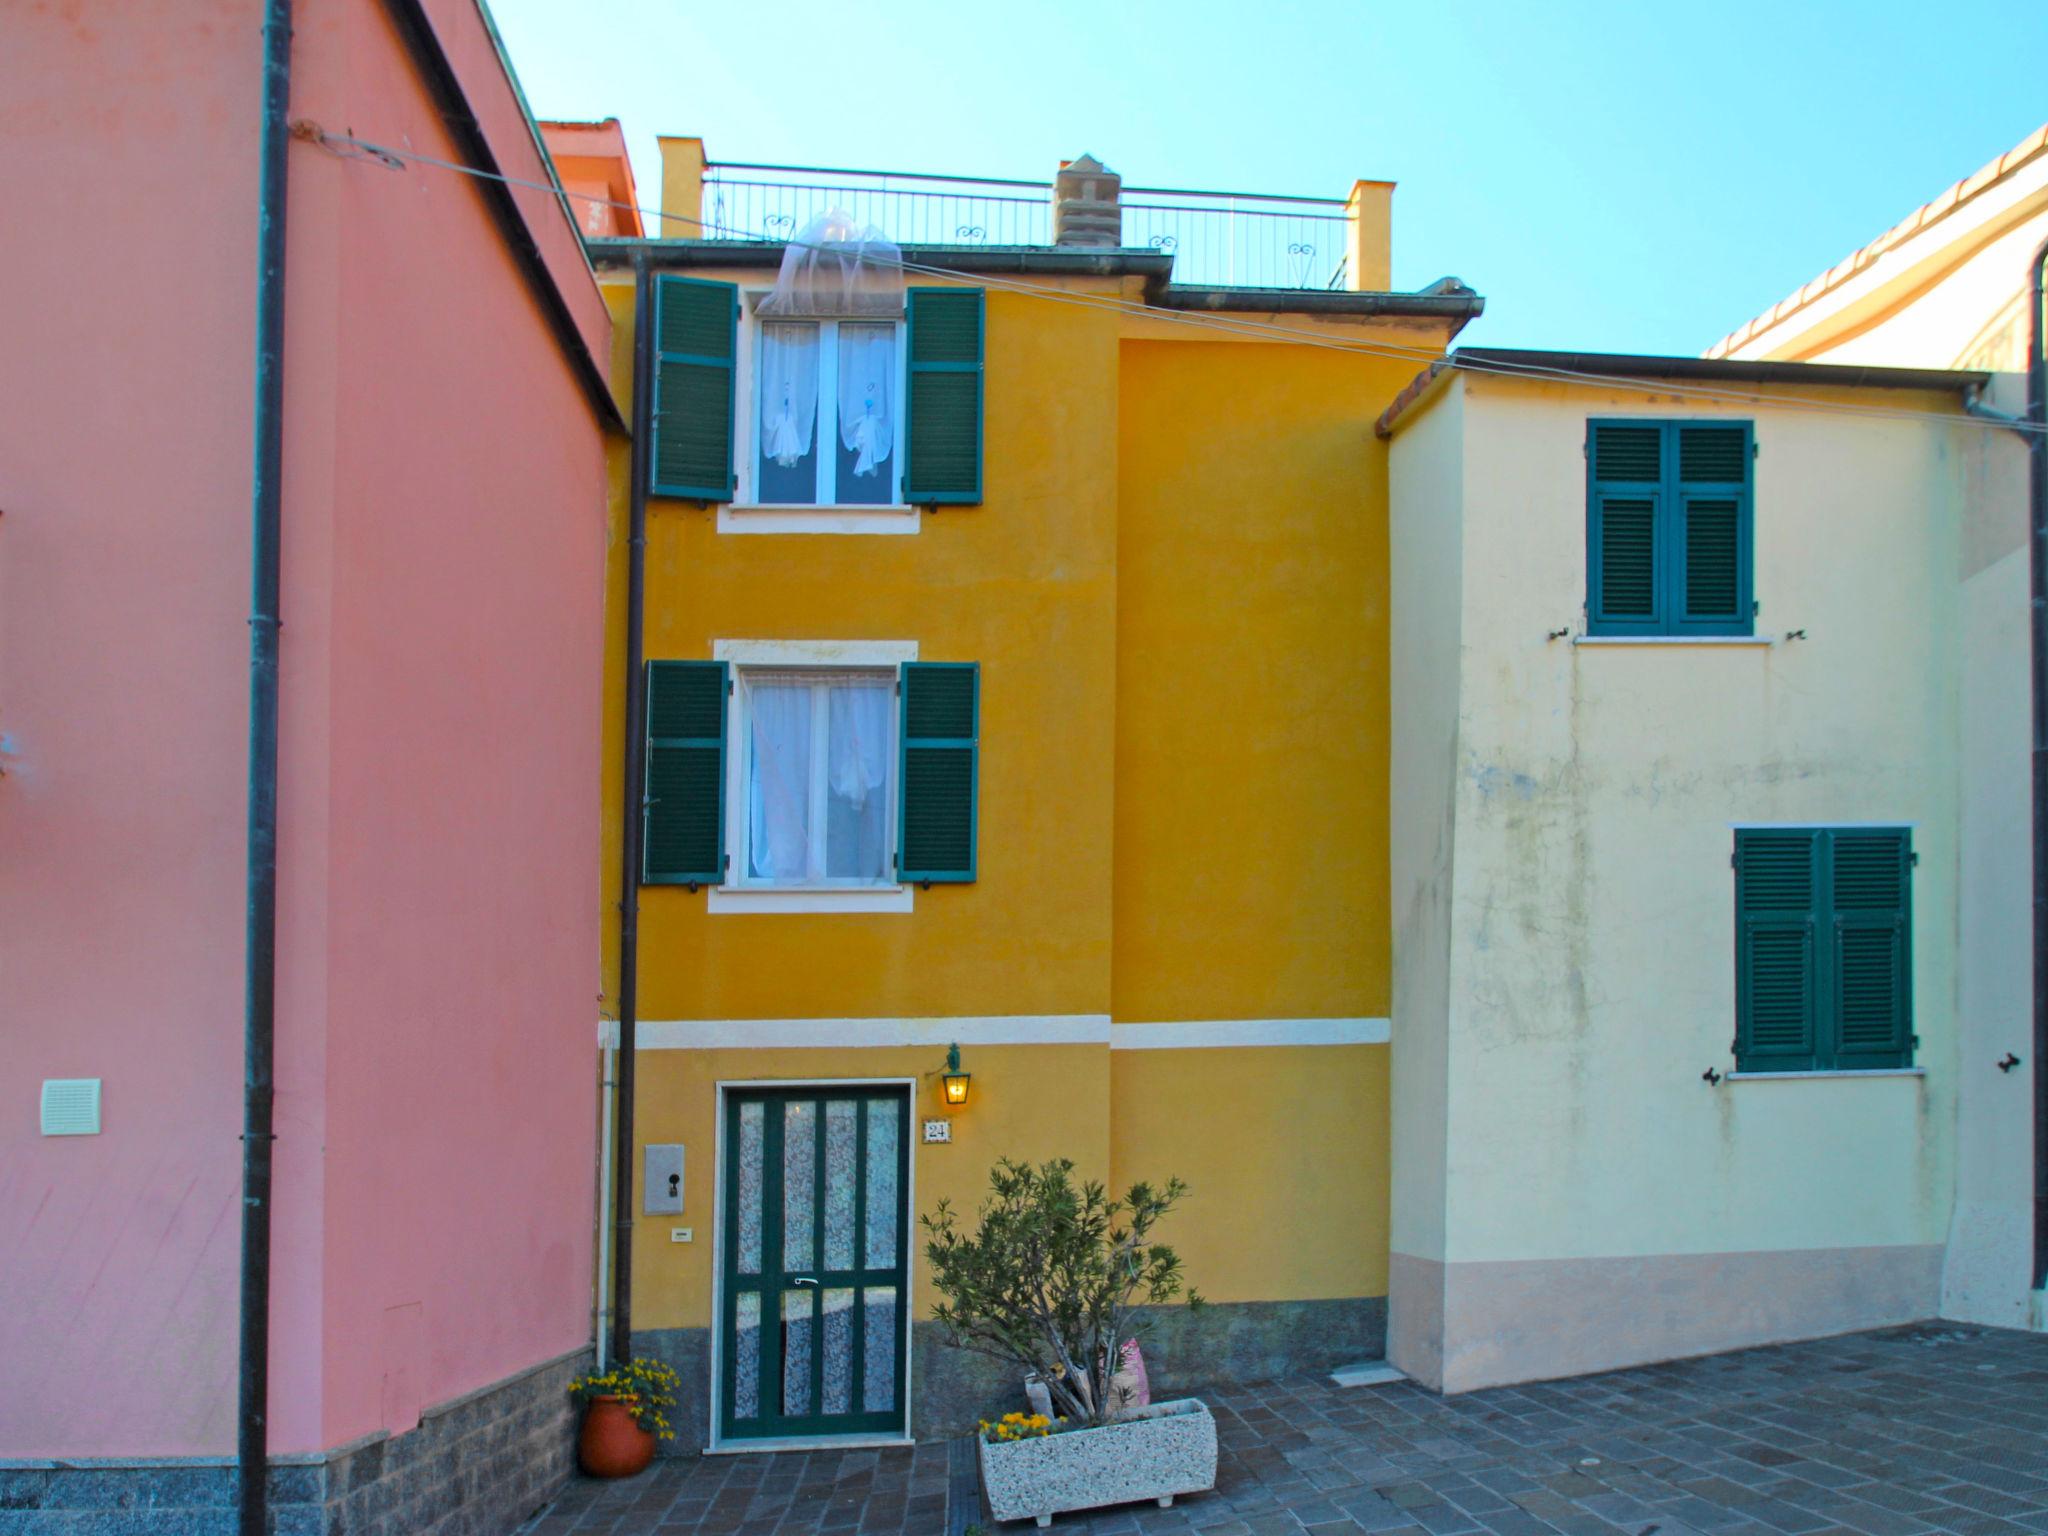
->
718;1086;910;1441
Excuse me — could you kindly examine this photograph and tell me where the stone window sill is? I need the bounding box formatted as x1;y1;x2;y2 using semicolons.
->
707;885;914;915
718;503;920;536
1573;635;1773;648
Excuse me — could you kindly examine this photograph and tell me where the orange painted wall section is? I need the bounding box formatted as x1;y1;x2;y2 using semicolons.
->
632;284;1122;1023
1113;340;1400;1024
1110;1046;1391;1303
0;0;607;1460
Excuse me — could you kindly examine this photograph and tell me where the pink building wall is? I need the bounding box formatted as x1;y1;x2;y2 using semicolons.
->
0;0;609;1460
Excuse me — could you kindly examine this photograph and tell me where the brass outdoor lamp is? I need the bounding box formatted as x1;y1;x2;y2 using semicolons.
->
940;1042;971;1107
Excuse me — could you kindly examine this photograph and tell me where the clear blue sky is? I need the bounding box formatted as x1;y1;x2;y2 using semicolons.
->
488;0;2046;354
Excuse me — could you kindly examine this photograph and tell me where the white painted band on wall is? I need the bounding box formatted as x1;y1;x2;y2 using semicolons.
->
1110;1018;1391;1048
596;1016;1392;1050
602;1016;1112;1050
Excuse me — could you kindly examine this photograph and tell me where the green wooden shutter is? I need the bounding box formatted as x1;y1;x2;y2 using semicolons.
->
1674;424;1752;634
1734;829;1819;1071
1587;422;1665;634
903;287;984;505
1589;420;1753;636
650;276;737;501
1829;829;1913;1069
644;660;727;886
1735;827;1914;1072
896;662;978;883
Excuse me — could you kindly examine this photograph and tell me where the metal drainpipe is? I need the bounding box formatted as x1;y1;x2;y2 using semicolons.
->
238;0;292;1532
612;254;653;1364
2029;236;2048;1296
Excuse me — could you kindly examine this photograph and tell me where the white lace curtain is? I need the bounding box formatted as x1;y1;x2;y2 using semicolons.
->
759;323;818;468
838;324;895;481
747;678;892;882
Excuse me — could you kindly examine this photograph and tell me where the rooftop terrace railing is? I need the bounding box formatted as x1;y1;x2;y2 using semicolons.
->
700;161;1352;290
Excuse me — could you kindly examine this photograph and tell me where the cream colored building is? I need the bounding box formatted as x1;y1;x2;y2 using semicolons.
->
1377;122;2045;1391
1380;349;2030;1391
1712;122;2046;1334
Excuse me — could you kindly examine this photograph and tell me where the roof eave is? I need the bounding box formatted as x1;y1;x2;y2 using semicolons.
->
1155;286;1485;325
588;240;1486;320
1456;347;1990;393
588;239;1176;289
1376;347;1991;439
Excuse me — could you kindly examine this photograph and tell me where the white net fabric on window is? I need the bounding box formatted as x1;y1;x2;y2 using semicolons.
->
758;323;819;468
837;324;895;482
747;680;813;881
745;674;894;884
826;683;892;878
758;210;905;319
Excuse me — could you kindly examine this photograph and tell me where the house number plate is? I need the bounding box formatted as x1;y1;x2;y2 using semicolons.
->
922;1118;952;1144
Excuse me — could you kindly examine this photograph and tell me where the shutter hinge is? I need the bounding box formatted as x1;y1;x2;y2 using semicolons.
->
1730;851;1738;869
723;853;731;873
1909;850;1920;867
728;678;735;695
1910;1034;1921;1049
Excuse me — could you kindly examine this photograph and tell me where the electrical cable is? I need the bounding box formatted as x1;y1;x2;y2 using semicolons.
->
294;123;2045;438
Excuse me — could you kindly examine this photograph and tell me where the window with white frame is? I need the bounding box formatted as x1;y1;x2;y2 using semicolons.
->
753;319;903;506
734;668;897;886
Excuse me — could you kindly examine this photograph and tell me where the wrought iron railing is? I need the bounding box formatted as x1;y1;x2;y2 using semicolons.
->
700;162;1351;290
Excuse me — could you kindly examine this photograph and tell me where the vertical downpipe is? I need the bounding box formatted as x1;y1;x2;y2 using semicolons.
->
2029;237;2048;1297
612;256;654;1364
239;1;293;1533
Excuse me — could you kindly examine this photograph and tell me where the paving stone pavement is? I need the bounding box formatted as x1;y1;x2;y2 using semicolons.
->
519;1324;2048;1536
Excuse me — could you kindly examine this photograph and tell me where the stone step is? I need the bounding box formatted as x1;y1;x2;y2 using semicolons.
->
1330;1359;1407;1388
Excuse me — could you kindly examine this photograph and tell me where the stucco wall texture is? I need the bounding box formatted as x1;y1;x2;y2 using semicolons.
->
595;269;1460;1401
1387;370;2029;1389
0;0;607;1459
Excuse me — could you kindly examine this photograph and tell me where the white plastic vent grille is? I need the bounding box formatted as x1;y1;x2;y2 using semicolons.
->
41;1078;101;1136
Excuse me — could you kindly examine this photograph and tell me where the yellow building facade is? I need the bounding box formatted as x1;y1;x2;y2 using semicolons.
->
588;145;1482;1446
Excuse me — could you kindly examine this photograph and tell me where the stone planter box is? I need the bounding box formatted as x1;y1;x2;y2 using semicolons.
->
978;1398;1217;1527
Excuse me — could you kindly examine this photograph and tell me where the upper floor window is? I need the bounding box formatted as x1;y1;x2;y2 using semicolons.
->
1586;419;1753;636
754;319;902;506
1734;826;1914;1073
646;274;986;515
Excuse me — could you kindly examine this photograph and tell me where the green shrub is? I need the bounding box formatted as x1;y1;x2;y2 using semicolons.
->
922;1157;1200;1426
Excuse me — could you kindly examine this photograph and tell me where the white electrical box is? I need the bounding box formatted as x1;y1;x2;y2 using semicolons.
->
41;1079;102;1136
670;1227;693;1244
645;1144;685;1213
922;1118;952;1144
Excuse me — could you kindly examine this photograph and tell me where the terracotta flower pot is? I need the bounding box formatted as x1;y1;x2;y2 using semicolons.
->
578;1395;656;1478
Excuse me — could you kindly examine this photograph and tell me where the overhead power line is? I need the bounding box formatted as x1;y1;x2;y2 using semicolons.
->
295;123;2045;439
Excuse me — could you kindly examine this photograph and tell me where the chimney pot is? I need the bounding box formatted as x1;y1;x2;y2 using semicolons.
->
1053;153;1122;248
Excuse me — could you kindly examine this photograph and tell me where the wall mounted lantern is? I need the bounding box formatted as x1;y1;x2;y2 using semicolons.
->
941;1042;972;1107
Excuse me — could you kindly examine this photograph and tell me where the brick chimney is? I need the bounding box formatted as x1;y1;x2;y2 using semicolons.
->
1052;154;1122;247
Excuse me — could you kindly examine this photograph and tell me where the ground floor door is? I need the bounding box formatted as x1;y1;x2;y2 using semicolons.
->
718;1085;911;1442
